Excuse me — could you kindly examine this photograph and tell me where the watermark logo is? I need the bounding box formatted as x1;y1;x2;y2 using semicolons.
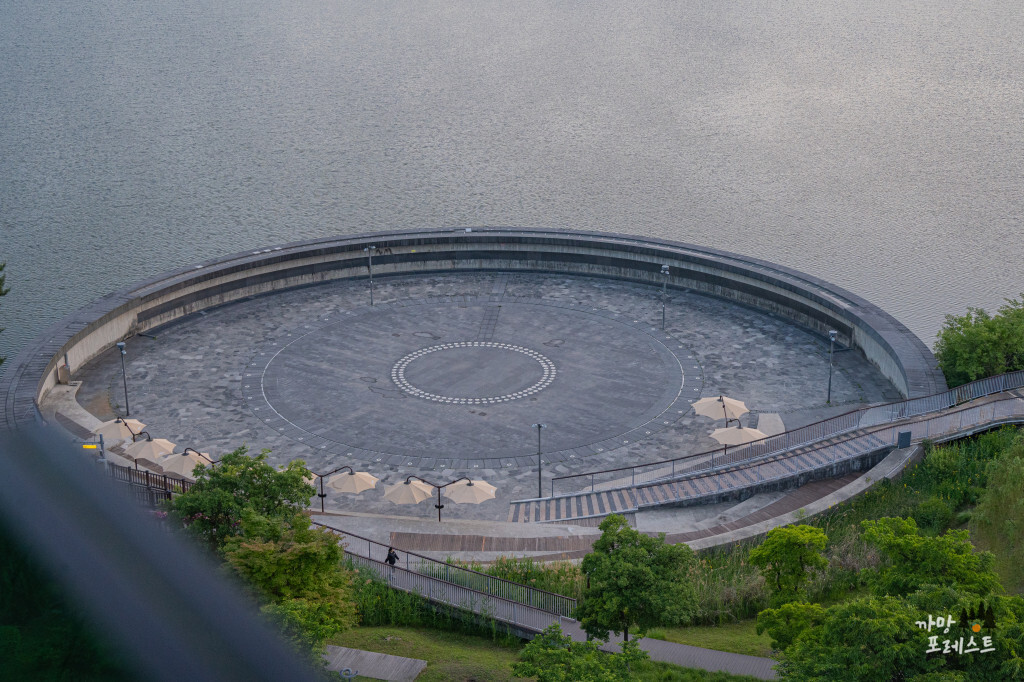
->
916;602;996;656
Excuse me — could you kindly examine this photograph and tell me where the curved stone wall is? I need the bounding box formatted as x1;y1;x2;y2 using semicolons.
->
0;228;946;430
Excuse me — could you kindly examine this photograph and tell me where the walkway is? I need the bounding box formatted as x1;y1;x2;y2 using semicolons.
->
323;522;778;680
509;390;1024;524
323;646;426;681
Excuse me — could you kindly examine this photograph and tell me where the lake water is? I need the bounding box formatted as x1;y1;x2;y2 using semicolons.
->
1;0;1021;370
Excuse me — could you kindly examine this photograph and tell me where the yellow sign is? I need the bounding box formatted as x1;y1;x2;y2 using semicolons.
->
82;443;99;450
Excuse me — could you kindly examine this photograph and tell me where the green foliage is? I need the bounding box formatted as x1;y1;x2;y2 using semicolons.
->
348;566;518;644
169;447;352;656
261;598;352;658
578;514;698;641
511;622;649;682
168;446;315;548
777;591;1024;681
861;517;999;598
934;296;1024;387
914;496;954;535
780;596;940;681
459;556;586;602
224;512;352;602
971;435;1024;592
222;511;357;651
755;602;825;651
747;525;828;604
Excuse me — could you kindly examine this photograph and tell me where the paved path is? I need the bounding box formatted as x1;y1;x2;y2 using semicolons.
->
323;645;426;681
340;547;777;679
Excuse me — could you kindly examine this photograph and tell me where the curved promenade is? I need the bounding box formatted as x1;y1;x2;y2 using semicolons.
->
0;228;944;431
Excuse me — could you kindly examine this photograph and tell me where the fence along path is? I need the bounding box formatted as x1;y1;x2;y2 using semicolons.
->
314;522;575;632
508;395;1024;524
315;523;780;679
313;522;577;618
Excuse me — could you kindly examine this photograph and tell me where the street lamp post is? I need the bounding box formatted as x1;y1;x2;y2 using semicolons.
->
660;265;670;330
532;423;547;498
364;245;377;306
402;475;477;522
116;341;130;417
311;465;357;513
826;330;838;404
182;448;218;467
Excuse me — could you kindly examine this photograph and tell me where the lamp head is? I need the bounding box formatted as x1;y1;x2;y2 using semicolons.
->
661;264;670;275
116;341;126;354
829;330;838;342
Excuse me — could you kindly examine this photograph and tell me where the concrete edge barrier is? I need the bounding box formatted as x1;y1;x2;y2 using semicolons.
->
0;227;945;430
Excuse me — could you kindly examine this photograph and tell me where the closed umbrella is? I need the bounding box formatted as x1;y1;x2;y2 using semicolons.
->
711;427;768;446
327;471;379;494
383;479;433;505
91;418;146;441
443;479;497;504
693;395;749;424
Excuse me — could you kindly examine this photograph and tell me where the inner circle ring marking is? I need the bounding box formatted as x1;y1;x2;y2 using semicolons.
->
392;341;557;405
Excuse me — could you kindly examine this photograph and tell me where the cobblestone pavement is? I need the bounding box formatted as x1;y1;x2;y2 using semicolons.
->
74;272;901;522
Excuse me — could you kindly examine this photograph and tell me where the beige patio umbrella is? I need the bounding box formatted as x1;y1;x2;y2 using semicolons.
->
383;479;433;505
693;395;749;425
443;479;497;505
711;426;768;446
91;418;146;441
123;437;176;463
327;470;380;494
157;451;208;479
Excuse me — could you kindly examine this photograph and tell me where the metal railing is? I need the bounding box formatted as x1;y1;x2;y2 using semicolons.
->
313;523;577;618
548;370;1024;498
633;396;1024;509
343;552;567;634
106;462;195;496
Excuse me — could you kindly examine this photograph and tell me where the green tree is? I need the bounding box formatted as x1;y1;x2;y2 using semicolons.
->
781;596;941;681
261;598;353;658
748;525;828;604
577;514;697;642
970;436;1024;592
511;622;648;682
934;296;1024;387
168;446;315;549
0;262;9;368
756;601;825;651
861;517;1000;598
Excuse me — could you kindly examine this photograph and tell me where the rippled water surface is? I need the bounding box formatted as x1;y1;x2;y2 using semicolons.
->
1;1;1021;368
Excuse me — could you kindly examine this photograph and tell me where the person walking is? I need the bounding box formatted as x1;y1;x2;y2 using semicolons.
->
385;547;399;583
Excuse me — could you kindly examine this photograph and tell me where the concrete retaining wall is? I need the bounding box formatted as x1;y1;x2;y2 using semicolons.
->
0;228;946;430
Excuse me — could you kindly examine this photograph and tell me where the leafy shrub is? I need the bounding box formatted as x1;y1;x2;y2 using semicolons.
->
934;296;1024;387
914;496;954;535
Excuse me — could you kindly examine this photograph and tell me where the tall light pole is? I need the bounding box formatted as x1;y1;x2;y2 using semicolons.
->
532;423;547;498
364;245;377;306
116;341;130;417
826;330;837;404
660;264;670;330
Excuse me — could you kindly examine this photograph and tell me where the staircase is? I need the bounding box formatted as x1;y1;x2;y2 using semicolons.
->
509;429;892;524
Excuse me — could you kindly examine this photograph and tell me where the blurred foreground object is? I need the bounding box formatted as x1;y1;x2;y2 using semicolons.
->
0;426;322;682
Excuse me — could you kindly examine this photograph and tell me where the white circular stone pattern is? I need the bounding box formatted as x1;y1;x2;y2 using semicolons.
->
391;342;556;405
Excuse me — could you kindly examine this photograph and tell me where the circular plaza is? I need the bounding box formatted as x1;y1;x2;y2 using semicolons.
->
68;270;902;520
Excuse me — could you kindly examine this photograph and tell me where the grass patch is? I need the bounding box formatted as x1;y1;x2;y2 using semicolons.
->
330;626;766;681
329;626;527;681
652;620;772;658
